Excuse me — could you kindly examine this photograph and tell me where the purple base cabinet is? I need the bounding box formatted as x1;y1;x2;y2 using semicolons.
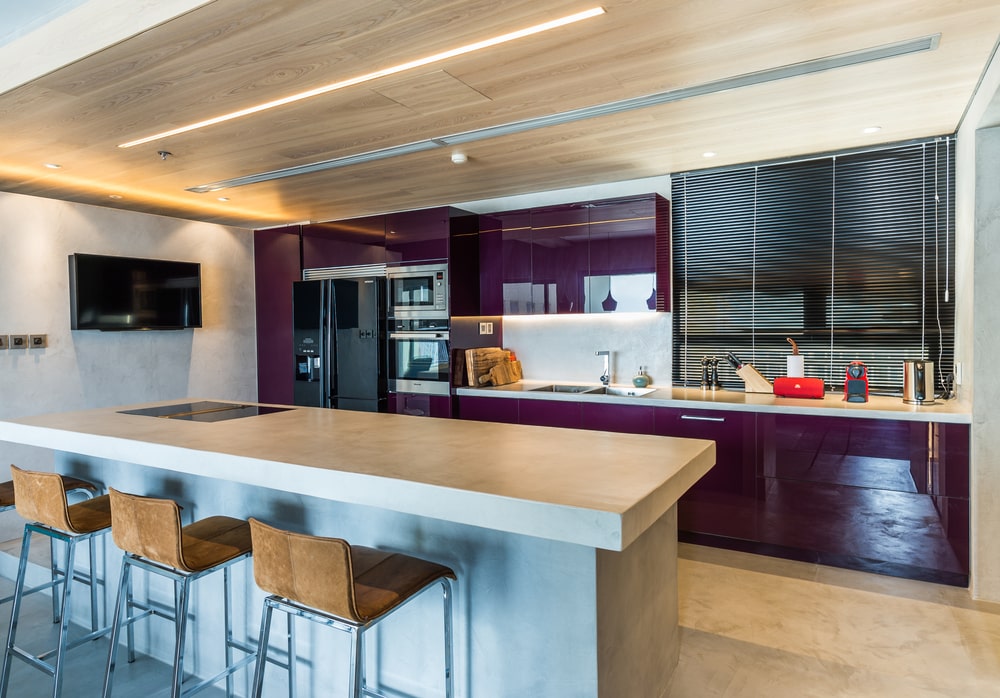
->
389;393;452;418
656;407;758;542
458;396;519;424
517;399;582;429
581;403;655;434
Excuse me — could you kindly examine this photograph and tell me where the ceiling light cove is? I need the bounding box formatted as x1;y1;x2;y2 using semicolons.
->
117;7;606;149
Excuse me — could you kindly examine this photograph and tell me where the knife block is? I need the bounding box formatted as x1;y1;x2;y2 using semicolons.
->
736;364;773;393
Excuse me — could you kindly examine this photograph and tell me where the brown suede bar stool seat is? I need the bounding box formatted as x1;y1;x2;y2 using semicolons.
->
0;472;101;616
102;488;254;698
248;517;456;698
0;465;112;698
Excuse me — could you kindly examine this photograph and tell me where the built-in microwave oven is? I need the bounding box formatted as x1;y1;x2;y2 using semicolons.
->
387;263;448;319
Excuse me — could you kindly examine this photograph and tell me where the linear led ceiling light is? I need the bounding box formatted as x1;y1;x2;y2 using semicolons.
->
118;6;606;149
187;34;939;194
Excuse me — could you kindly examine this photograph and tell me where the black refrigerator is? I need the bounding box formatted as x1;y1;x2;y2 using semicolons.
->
292;277;387;412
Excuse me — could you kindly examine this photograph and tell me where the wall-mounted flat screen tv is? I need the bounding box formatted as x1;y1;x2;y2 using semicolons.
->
69;253;202;330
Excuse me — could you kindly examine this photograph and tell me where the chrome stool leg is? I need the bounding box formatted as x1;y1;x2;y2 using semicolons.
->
1;525;109;698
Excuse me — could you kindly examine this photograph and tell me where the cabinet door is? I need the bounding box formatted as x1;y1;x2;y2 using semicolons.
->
530;204;589;314
580;402;655;434
655;407;757;540
385;208;449;265
301;217;385;268
459;396;518;423
500;210;533;314
518;399;581;429
389;392;452;418
255;225;302;405
478;218;504;316
588;196;657;313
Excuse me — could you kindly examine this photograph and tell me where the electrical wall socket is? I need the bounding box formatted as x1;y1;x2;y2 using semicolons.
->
0;335;7;350
29;334;48;349
479;322;494;335
9;335;27;349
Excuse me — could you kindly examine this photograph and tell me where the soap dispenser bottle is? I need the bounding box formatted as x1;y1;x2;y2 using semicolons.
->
632;366;650;388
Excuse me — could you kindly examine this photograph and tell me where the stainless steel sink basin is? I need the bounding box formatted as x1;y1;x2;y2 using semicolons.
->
529;384;600;393
529;384;654;397
585;386;656;397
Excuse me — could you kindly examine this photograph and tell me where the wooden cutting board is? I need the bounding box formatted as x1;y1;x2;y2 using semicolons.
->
486;360;522;386
465;347;508;386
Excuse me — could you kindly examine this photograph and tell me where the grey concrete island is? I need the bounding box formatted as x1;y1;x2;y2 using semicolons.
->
0;400;714;698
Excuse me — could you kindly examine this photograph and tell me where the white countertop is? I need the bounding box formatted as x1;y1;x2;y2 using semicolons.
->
0;400;715;551
456;381;972;424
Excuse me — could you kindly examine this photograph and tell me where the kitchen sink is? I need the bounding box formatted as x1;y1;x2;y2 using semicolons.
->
529;384;601;393
585;386;656;397
528;384;655;397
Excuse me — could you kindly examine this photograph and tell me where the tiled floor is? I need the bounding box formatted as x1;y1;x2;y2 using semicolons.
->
0;577;231;697
669;543;1000;697
3;541;1000;696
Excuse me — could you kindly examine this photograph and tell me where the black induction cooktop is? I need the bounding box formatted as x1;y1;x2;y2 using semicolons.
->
119;401;292;422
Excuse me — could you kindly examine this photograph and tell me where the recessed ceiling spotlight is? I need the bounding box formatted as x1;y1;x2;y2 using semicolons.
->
44;163;62;169
450;152;468;164
863;126;882;134
108;194;123;200
119;7;606;149
702;151;717;158
217;197;230;202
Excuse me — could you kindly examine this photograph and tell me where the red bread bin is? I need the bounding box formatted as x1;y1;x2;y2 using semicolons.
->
773;376;825;399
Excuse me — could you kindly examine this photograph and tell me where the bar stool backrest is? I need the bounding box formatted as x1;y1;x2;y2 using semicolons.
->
249;518;360;622
10;465;74;532
109;488;189;572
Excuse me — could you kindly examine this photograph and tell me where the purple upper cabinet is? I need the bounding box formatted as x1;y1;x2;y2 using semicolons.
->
254;225;301;405
500;210;533;314
654;194;671;311
588;195;657;313
448;211;481;317
530;204;589;314
478;216;503;316
301;217;385;269
385;207;449;265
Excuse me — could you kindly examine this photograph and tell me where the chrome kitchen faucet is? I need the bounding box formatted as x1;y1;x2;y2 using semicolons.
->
596;351;611;386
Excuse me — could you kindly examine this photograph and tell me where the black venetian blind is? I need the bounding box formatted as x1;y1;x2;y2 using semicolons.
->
672;137;955;394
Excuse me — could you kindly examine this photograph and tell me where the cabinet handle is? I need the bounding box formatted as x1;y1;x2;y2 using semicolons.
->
680;415;725;422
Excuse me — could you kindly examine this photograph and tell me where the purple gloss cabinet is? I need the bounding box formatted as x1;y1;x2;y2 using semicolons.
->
254;225;302;405
301;216;386;268
477;193;668;315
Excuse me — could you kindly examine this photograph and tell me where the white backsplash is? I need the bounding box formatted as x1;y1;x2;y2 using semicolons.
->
502;312;672;387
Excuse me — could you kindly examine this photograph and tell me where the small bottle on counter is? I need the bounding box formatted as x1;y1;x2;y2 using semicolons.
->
632;367;650;388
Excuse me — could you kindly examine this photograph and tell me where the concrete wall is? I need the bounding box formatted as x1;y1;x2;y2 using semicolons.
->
0;191;257;538
970;126;1000;601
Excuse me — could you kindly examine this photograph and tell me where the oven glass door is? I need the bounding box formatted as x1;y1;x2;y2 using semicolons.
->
390;275;436;310
389;332;450;392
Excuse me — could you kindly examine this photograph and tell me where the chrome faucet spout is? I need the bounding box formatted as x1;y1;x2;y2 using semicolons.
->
596;351;611;386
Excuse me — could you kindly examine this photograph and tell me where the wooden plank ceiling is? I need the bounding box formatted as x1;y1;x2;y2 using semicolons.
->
1;0;998;229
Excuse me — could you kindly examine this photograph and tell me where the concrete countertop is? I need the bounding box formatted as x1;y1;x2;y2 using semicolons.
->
456;380;972;424
0;400;715;552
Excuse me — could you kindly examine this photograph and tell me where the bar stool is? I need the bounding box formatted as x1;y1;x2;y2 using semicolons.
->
0;471;101;619
102;488;254;698
0;465;112;698
248;517;456;698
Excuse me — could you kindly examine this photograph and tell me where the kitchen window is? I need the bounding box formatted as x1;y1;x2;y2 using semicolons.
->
671;137;955;393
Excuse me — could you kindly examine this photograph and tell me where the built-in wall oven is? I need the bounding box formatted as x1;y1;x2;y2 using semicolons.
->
387;263;448;319
388;318;450;396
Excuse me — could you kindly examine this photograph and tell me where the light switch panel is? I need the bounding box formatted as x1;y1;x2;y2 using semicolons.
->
29;334;48;348
0;335;7;350
9;335;27;349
